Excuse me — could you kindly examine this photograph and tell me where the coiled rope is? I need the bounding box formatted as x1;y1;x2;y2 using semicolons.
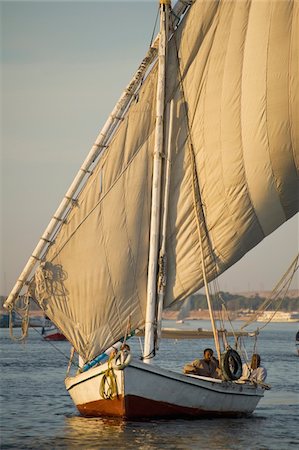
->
9;292;30;342
99;359;118;400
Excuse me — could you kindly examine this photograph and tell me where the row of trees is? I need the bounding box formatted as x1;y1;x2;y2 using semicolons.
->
168;292;299;313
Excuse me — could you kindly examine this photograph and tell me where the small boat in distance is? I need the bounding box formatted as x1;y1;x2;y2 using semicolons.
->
257;312;299;323
41;317;66;341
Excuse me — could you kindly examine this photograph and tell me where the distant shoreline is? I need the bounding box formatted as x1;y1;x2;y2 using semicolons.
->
1;308;298;327
162;309;299;322
162;310;248;321
1;288;298;323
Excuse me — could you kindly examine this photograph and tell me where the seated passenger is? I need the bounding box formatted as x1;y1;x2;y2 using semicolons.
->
183;348;221;379
241;353;267;383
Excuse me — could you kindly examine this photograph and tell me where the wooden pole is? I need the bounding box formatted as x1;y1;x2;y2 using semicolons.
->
143;0;170;363
199;245;222;362
156;99;175;345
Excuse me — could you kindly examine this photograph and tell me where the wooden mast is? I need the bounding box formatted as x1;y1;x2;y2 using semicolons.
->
156;100;175;344
143;0;170;363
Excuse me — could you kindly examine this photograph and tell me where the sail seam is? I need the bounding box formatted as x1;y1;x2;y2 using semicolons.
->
216;1;239;269
173;1;221;295
97;202;124;351
45;138;152;261
48;68;158;260
222;3;253;261
190;6;220;283
218;2;252;262
239;1;266;245
165;0;222;298
289;1;297;172
264;2;287;225
121;130;145;323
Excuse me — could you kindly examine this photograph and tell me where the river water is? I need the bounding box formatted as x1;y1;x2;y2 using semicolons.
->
1;321;298;449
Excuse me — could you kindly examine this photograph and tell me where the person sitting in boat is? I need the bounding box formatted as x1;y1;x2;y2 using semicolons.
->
241;353;267;383
183;348;221;379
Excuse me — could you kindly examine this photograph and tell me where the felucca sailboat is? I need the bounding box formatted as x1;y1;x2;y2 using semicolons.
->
5;0;299;418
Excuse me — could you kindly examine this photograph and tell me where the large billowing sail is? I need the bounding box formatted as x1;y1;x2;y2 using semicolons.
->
26;0;298;361
163;0;299;305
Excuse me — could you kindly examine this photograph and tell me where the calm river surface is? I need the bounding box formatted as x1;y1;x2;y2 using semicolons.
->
1;321;298;449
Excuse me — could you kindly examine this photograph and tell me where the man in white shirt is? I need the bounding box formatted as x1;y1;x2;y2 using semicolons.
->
241;353;267;383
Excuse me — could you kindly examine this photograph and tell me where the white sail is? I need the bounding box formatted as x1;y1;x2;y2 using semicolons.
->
163;0;299;305
6;0;299;363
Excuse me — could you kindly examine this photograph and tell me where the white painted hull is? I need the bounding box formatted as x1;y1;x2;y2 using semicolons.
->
65;358;264;419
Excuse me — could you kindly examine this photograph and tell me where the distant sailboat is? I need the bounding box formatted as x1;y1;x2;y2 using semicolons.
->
4;0;299;419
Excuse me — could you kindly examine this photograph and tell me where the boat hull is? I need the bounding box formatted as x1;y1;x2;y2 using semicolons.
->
42;326;66;341
65;359;264;419
43;332;66;341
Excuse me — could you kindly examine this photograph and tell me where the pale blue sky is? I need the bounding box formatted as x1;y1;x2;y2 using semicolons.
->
1;1;298;295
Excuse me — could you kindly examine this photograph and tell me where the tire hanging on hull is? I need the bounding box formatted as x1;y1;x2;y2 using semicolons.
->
221;349;242;381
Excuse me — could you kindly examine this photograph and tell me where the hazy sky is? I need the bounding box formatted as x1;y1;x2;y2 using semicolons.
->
1;1;298;296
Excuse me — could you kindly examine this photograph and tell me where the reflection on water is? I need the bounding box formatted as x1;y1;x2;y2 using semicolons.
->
64;416;128;447
58;414;270;450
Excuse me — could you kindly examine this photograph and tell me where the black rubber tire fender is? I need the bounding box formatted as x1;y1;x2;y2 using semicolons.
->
221;349;242;381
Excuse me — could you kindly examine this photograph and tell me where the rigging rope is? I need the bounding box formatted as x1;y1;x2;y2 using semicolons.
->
150;4;160;47
7;289;79;369
9;293;30;342
66;346;75;376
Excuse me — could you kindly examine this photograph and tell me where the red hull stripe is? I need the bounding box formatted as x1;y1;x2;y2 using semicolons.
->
78;396;125;417
43;333;66;341
77;395;248;419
